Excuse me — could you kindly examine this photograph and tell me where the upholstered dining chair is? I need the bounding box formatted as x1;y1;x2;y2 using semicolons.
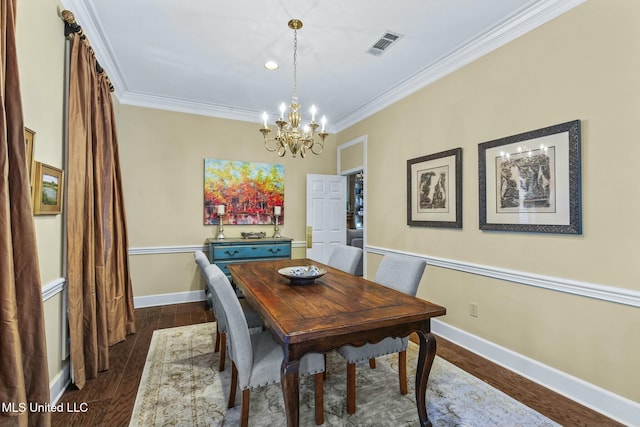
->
204;263;325;427
194;250;215;307
337;254;427;414
326;244;363;275
194;251;263;371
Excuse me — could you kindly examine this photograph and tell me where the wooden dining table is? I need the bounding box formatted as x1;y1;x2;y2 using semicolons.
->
228;258;447;427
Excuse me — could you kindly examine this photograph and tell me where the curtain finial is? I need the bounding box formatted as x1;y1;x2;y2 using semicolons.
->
61;10;76;25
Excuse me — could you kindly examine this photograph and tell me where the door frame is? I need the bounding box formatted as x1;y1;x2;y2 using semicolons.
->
337;135;368;277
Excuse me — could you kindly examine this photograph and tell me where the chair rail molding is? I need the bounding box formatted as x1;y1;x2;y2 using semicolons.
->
128;244;208;255
42;277;66;301
365;245;640;308
128;241;307;256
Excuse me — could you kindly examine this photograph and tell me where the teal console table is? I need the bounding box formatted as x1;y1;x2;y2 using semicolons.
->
205;237;293;298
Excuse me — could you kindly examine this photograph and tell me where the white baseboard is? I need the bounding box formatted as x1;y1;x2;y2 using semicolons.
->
432;320;639;427
49;360;71;405
133;290;206;308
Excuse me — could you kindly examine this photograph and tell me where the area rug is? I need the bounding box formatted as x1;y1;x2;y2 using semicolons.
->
129;323;559;426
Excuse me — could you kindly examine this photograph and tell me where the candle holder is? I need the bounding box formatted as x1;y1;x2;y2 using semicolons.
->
273;214;282;238
216;213;226;240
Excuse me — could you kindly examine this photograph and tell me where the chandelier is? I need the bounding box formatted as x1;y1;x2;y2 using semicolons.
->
260;19;328;158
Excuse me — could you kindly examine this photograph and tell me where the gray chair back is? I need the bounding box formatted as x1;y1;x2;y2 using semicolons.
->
374;254;426;296
326;244;363;275
202;264;231;333
195;250;215;308
194;250;210;272
203;263;253;387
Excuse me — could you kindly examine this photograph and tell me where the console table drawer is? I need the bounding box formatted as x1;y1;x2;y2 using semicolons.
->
205;237;293;298
213;243;291;260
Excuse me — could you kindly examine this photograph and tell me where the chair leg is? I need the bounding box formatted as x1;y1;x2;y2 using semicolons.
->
214;324;221;353
369;358;376;369
218;333;226;371
314;372;324;425
240;389;250;427
346;362;356;414
228;362;238;408
323;354;327;379
399;350;408;395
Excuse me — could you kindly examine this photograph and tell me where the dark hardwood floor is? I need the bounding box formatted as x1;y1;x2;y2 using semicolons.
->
51;302;622;427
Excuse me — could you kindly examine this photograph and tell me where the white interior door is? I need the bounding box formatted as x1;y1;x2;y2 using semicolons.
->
306;174;347;263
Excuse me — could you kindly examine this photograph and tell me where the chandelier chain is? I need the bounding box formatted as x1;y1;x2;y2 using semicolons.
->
292;29;298;100
259;19;328;158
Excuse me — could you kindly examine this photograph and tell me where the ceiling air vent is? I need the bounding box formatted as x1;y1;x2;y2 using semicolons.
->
366;31;403;56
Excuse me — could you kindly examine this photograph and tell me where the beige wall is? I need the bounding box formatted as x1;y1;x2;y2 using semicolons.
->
16;0;67;385
339;139;364;173
339;0;639;403
18;0;66;285
116;105;337;296
15;0;639;414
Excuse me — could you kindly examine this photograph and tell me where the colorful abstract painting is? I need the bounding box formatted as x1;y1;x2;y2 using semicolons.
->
204;159;284;225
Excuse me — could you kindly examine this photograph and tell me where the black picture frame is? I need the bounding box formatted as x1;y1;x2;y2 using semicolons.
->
478;120;581;234
407;147;462;228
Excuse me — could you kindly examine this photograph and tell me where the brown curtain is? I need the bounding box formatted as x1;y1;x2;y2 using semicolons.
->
0;0;51;426
66;32;135;389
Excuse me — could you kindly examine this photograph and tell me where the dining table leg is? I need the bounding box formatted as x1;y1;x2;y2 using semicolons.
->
415;329;437;427
281;358;300;427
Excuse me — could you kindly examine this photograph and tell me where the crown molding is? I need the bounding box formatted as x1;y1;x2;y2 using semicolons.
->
332;0;587;131
62;0;586;133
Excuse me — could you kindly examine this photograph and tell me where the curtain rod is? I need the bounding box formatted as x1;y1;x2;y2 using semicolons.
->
61;10;114;92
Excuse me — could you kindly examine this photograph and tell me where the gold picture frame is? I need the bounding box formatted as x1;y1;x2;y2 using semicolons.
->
24;127;35;184
33;162;64;215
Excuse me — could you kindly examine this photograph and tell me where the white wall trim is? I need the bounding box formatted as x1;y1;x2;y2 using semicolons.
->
129;241;307;255
337;134;368;277
129;244;208;255
366;245;640;308
432;320;639;427
127;242;640;307
49;360;71;405
42;277;66;301
65;0;586;133
114;241;640;424
332;0;587;131
133;290;206;308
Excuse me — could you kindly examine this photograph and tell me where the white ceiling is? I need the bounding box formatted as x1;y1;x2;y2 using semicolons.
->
61;0;583;132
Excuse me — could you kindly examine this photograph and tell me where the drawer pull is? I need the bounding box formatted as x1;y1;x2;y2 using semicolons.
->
224;250;240;257
268;248;282;254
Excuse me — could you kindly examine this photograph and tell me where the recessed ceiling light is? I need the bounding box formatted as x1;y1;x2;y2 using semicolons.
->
264;60;279;70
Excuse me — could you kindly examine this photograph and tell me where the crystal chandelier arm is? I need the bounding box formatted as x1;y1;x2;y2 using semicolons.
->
261;128;278;152
310;138;324;155
259;19;327;159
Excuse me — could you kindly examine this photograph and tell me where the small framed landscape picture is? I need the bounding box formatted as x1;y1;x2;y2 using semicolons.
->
33;162;64;215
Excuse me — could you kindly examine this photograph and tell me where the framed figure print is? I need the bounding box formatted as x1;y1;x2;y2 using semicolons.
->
478;120;581;234
33;162;64;215
407;147;462;228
